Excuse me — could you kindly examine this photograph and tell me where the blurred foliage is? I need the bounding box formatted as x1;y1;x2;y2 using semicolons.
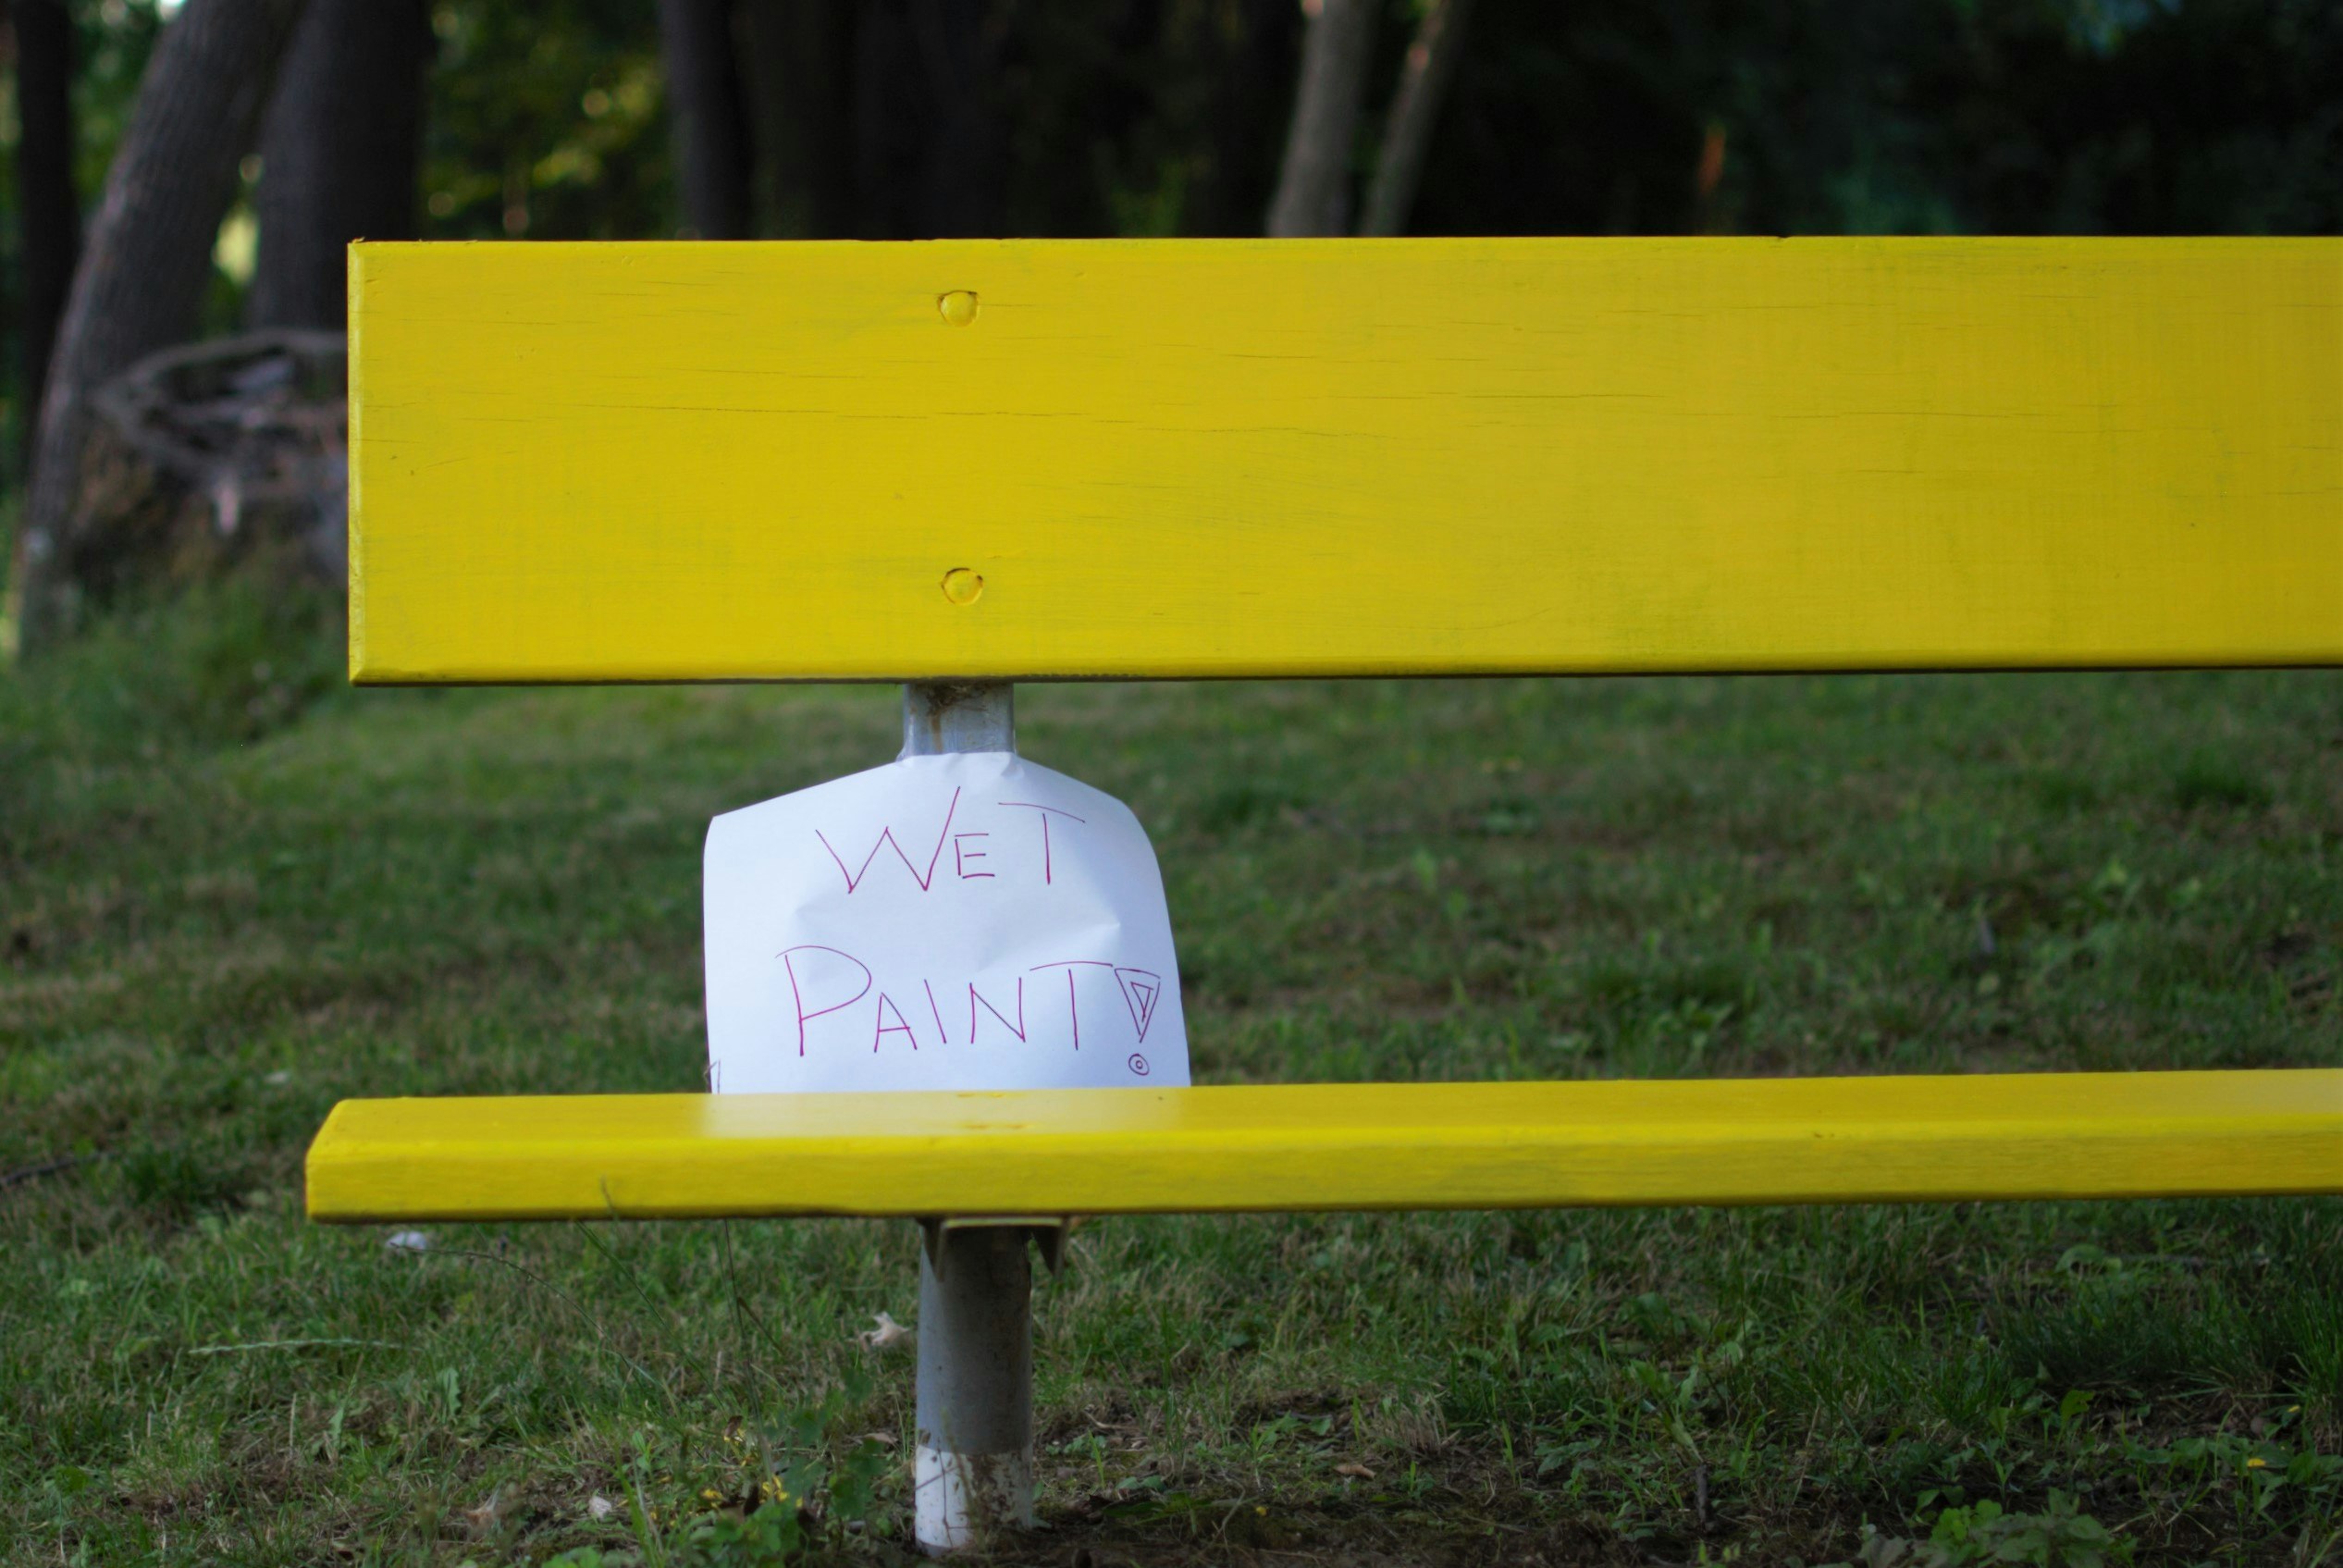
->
61;0;163;200
0;571;345;770
420;0;668;241
1415;0;2343;238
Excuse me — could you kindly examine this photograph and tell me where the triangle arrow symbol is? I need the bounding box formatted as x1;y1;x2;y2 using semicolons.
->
1114;968;1163;1043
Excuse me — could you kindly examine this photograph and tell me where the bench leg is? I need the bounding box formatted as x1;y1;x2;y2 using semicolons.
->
901;681;1015;758
915;1221;1035;1553
903;678;1030;1552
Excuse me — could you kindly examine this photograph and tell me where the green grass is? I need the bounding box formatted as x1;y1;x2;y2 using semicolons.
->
3;584;2340;1565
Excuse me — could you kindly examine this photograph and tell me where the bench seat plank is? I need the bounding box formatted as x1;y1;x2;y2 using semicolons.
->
348;238;2343;684
305;1070;2343;1221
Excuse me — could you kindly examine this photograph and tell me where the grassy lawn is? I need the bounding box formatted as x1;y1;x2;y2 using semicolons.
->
3;586;2340;1565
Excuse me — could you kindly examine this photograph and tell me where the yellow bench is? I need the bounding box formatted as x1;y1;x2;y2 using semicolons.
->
311;237;2343;1553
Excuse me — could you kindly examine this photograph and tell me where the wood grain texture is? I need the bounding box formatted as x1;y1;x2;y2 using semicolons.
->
348;238;2343;683
303;1070;2343;1221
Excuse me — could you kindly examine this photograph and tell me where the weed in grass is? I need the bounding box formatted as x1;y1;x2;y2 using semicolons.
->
1844;1488;2129;1567
2171;752;2275;816
542;1367;901;1565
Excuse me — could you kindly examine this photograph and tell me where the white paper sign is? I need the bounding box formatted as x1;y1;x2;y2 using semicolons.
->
705;752;1190;1093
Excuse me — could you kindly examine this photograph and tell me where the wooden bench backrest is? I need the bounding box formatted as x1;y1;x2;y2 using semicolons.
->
348;238;2343;684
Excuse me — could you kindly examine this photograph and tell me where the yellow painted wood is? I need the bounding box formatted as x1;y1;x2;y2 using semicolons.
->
348;238;2343;684
303;1070;2343;1221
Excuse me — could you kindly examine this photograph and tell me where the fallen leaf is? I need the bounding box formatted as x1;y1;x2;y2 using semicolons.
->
460;1489;500;1532
855;1310;913;1352
859;1430;900;1447
1335;1462;1375;1479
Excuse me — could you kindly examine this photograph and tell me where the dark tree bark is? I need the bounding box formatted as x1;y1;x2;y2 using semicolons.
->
7;0;307;653
657;0;754;239
247;0;430;328
737;0;1004;241
1186;0;1304;237
739;0;853;237
1361;0;1473;237
13;0;80;439
851;0;1007;239
1265;0;1376;237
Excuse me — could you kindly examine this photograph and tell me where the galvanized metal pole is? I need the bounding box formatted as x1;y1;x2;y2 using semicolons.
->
914;1220;1034;1551
898;681;1034;1554
899;681;1014;760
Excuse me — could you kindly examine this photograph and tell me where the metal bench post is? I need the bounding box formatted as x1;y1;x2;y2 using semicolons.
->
901;680;1014;761
915;1219;1034;1552
900;681;1035;1554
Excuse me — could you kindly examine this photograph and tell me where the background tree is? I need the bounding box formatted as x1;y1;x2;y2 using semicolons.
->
11;0;80;439
1266;0;1377;237
1361;0;1474;236
6;0;306;653
713;0;1009;241
737;0;851;237
656;0;752;239
1266;0;1478;240
732;1;1297;241
1184;0;1305;237
246;0;432;329
848;0;1007;239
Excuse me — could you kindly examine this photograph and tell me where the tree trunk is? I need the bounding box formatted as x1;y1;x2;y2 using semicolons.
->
13;0;80;441
6;0;306;654
1360;0;1473;238
851;0;1007;239
247;0;430;329
74;330;348;600
1264;0;1376;237
904;0;1008;239
738;0;1002;241
738;0;853;237
657;0;754;239
1188;0;1304;238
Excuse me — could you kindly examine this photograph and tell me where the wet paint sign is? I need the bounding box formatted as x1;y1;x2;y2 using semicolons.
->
705;752;1189;1093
